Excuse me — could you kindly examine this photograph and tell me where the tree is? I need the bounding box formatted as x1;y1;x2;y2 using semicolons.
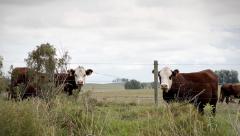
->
112;78;129;83
0;56;9;93
25;43;71;75
141;82;148;89
24;43;71;100
0;56;3;76
215;70;239;84
57;51;71;73
25;43;57;77
8;65;14;76
124;79;142;89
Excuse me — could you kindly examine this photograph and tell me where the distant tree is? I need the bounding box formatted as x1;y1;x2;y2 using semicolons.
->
0;56;3;76
150;82;154;89
215;70;239;84
112;78;129;83
124;79;142;89
141;82;148;89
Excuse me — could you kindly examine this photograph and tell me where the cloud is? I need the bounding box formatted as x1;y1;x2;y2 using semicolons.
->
0;0;53;6
0;0;240;82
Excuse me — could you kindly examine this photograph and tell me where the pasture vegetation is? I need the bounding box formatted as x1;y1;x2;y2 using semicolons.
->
0;84;239;136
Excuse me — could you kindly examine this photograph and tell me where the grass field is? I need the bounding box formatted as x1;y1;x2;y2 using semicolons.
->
0;83;239;136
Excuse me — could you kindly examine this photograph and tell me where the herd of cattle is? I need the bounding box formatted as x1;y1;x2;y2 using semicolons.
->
8;66;240;114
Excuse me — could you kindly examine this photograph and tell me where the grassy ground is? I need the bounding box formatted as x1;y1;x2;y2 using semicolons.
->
0;83;239;136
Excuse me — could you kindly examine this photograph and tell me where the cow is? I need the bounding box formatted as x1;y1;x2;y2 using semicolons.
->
153;67;218;115
219;83;240;104
54;66;93;95
10;66;93;99
10;67;37;99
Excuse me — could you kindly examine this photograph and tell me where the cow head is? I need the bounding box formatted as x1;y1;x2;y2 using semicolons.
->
152;67;179;92
72;66;93;86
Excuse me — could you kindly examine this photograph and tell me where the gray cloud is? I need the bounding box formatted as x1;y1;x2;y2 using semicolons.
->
0;0;240;82
0;0;53;5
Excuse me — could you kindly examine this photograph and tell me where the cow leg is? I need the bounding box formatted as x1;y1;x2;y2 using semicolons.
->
68;89;73;95
210;104;216;116
64;85;73;95
230;95;236;103
226;96;230;104
197;103;204;115
210;91;218;116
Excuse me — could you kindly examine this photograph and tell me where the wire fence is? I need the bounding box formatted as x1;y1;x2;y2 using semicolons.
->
3;60;238;104
4;60;240;66
3;60;240;83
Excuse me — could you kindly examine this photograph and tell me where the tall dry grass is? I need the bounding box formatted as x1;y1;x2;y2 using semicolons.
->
0;90;239;136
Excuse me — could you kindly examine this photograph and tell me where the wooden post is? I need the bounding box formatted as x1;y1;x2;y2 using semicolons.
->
154;60;159;106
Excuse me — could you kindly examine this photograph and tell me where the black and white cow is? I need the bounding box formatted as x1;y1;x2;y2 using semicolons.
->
55;66;93;95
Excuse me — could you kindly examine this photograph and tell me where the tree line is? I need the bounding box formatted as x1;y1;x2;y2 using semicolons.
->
113;70;240;90
214;70;239;84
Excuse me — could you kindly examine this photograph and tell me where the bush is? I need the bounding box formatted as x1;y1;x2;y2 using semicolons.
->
0;77;9;93
124;79;142;89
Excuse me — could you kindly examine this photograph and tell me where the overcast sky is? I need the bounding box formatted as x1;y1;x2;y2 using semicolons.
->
0;0;240;83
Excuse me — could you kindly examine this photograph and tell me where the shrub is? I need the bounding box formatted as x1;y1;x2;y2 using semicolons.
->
124;79;142;89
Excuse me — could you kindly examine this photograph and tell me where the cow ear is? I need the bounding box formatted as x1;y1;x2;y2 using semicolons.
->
86;69;93;76
172;69;179;76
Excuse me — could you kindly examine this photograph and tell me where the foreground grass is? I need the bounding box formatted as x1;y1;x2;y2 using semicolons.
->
0;92;239;136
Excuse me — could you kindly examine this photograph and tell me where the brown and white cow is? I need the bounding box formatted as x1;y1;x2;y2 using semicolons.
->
54;66;93;95
219;83;240;104
153;67;218;115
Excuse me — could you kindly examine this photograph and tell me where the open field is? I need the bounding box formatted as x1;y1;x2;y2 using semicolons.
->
84;83;155;104
0;83;239;136
84;83;224;104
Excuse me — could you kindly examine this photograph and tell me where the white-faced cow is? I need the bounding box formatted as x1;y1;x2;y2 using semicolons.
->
55;66;93;95
153;67;218;115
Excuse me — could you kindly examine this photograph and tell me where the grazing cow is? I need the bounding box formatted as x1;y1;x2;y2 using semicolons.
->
10;67;37;99
54;66;93;95
153;67;218;115
219;83;240;104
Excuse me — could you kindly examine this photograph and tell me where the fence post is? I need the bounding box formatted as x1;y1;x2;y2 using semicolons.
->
154;60;159;106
